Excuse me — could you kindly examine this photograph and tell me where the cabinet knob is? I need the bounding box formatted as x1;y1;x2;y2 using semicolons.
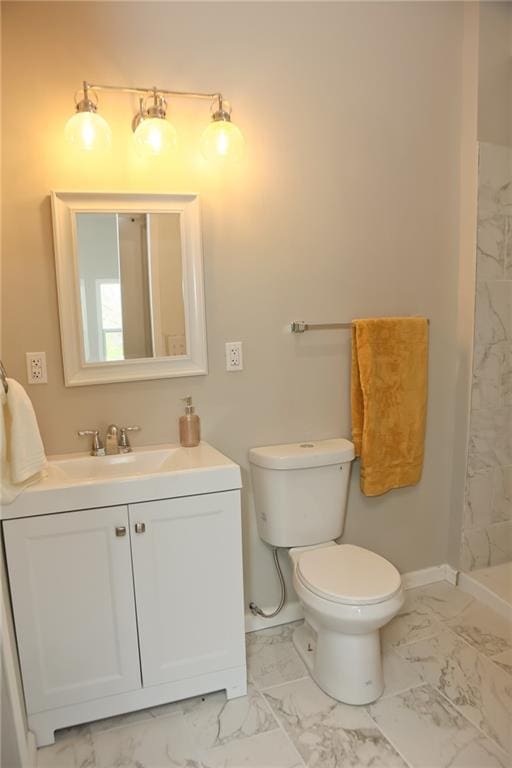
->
115;526;127;537
135;522;146;534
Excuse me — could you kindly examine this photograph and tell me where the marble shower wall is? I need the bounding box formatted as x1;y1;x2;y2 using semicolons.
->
460;142;512;570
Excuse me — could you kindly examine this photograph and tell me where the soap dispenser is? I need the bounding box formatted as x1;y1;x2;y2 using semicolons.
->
179;396;201;447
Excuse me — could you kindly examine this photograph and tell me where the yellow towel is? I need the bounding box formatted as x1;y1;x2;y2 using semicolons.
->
351;317;428;497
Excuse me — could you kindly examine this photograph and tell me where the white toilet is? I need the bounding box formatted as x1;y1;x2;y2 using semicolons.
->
249;438;404;705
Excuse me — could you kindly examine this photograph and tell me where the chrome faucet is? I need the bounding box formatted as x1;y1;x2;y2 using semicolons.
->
77;430;105;457
119;426;141;453
105;425;120;455
106;424;141;455
78;425;140;456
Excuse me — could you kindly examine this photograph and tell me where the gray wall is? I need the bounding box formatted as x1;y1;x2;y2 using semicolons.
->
2;1;469;609
478;1;512;148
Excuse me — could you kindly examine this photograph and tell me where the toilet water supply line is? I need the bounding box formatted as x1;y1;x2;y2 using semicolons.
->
249;548;286;618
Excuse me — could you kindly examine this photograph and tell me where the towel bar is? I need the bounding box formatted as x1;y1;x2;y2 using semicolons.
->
290;319;429;333
290;322;352;333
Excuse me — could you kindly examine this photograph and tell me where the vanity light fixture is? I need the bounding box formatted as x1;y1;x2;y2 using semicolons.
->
200;96;245;162
65;81;245;161
64;82;112;152
132;91;177;158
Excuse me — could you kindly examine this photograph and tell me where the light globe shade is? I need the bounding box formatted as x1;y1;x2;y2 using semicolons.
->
64;110;112;152
133;117;177;158
200;119;245;162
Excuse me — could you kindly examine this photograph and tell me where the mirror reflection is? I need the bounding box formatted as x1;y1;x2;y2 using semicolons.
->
75;212;186;363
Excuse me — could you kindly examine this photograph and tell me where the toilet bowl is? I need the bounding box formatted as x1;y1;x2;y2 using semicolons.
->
248;438;404;705
289;542;404;703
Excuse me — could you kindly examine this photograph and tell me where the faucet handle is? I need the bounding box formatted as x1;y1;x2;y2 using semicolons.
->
119;425;141;452
77;429;105;457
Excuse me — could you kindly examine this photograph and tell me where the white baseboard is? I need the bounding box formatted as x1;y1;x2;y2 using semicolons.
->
245;563;459;633
401;563;458;589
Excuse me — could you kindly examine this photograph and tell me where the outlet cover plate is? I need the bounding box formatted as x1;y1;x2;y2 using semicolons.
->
26;352;48;384
225;342;243;371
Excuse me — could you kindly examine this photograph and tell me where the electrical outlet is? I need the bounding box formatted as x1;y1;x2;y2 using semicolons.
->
26;352;48;384
225;342;243;371
166;334;186;356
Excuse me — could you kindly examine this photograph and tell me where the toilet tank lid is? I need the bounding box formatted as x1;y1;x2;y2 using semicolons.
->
249;438;355;470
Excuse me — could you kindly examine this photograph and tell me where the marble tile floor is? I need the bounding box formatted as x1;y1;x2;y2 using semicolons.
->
37;582;512;768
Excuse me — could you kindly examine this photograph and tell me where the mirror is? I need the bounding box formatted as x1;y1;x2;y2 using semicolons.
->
52;192;207;386
76;212;186;362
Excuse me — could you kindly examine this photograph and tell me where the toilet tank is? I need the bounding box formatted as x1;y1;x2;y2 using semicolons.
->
249;439;355;547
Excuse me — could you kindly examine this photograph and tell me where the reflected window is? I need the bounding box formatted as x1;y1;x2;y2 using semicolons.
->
97;280;124;361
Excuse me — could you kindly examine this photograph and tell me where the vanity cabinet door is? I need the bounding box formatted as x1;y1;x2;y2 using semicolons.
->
129;490;245;688
3;506;141;714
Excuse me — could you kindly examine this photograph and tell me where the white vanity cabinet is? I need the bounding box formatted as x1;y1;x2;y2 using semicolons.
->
130;492;245;687
3;487;246;747
3;506;141;713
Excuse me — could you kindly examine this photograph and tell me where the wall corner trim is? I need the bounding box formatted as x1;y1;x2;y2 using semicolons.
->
401;563;458;589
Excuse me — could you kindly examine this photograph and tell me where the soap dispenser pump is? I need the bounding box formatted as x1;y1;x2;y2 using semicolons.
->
179;396;201;447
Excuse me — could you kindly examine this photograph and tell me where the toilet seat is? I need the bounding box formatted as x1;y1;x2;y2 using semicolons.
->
296;544;401;606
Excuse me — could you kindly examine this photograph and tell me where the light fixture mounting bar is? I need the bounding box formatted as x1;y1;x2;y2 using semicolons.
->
86;81;222;102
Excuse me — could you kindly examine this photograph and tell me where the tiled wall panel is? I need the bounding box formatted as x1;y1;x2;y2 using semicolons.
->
461;143;512;570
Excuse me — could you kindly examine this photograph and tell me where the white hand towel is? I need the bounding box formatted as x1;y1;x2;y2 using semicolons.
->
1;378;46;504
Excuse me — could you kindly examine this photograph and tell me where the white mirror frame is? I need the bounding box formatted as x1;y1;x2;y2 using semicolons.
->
51;191;208;386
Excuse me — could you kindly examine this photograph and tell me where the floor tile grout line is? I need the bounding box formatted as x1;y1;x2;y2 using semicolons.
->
456;635;512;672
224;668;307;764
384;591;512;756
252;657;425;700
448;604;512;663
397;620;512;756
255;675;311;693
489;647;512;663
387;627;443;651
433;682;511;759
203;725;307;766
385;586;476;651
440;602;512;656
439;619;512;682
364;704;415;768
250;681;289;731
258;671;419;768
393;607;512;679
379;679;426;700
258;690;308;768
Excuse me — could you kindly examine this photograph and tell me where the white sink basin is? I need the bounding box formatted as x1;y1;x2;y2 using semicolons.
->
2;442;241;521
51;447;179;482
